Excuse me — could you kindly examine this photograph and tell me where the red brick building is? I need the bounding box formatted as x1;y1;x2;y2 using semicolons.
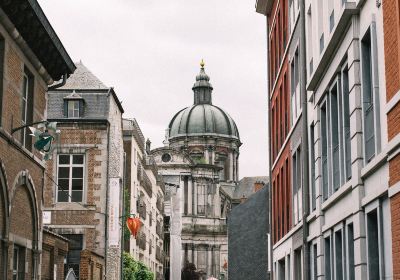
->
0;1;75;279
383;0;400;278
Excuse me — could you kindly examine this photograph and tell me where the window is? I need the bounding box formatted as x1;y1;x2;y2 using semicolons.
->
307;5;314;76
57;154;85;202
293;146;302;225
329;10;335;32
291;49;301;125
20;69;34;149
366;209;380;279
62;234;83;279
294;249;302;280
346;224;355;280
12;245;25;280
197;184;207;215
310;124;316;211
312;244;318;280
320;33;325;54
278;258;286;280
330;82;340;191
361;24;381;162
325;236;332;280
334;229;344;280
341;67;352;180
64;99;83;118
321;102;329;201
320;66;352;201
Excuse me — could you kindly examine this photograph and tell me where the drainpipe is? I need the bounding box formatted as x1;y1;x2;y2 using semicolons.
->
121;151;127;279
299;0;310;279
266;18;273;280
104;118;111;278
48;74;68;90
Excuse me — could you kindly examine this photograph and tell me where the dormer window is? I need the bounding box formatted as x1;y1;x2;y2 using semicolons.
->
68;100;80;117
63;91;84;118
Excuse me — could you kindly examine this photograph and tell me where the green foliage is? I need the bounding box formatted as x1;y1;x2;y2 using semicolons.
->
123;252;154;280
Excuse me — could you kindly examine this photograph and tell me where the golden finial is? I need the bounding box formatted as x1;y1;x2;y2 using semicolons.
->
200;59;205;68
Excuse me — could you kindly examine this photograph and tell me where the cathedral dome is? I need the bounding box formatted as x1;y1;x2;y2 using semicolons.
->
168;61;240;141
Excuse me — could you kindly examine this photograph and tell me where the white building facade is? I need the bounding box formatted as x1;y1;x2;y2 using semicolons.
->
123;119;165;279
306;0;392;279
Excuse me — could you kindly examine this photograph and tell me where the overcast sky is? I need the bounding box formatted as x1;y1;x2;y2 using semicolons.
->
39;0;269;178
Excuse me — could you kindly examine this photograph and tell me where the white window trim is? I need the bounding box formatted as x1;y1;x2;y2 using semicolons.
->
56;154;86;203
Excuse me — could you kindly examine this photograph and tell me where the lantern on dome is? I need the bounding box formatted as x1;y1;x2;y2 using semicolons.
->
126;217;141;238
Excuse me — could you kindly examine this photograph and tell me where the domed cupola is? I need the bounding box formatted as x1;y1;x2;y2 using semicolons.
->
168;61;240;141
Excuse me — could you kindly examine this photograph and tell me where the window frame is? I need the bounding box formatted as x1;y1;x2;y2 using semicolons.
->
12;245;25;280
333;224;345;280
361;22;381;164
56;154;86;203
365;200;385;280
292;144;302;225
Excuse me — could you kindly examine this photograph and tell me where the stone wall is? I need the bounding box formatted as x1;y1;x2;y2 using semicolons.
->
228;187;269;280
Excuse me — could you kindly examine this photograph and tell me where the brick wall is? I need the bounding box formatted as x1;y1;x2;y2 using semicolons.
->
0;19;49;279
79;249;105;280
41;229;68;280
383;0;400;278
44;122;108;255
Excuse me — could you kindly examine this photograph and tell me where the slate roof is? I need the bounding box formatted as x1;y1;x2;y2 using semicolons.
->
233;176;269;200
47;63;124;119
59;62;108;90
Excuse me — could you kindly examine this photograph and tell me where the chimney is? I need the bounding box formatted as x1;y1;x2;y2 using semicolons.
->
254;181;264;192
240;195;246;204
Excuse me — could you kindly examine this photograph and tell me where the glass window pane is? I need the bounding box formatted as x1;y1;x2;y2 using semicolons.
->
71;191;83;202
72;179;83;190
59;155;70;164
13;248;18;270
73;155;84;164
57;191;68;202
58;178;69;188
58;167;69;179
72;167;83;178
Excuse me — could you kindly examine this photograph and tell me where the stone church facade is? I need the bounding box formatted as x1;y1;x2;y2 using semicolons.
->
151;62;241;280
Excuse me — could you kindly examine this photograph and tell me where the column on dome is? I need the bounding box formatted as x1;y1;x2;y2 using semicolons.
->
229;152;234;181
188;177;193;215
193;179;198;216
207;245;213;276
193;245;198;268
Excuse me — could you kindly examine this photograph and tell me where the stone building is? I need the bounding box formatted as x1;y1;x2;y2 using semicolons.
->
44;62;124;279
382;0;400;279
227;177;269;280
257;0;394;279
0;0;75;279
123;118;165;279
151;62;241;280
